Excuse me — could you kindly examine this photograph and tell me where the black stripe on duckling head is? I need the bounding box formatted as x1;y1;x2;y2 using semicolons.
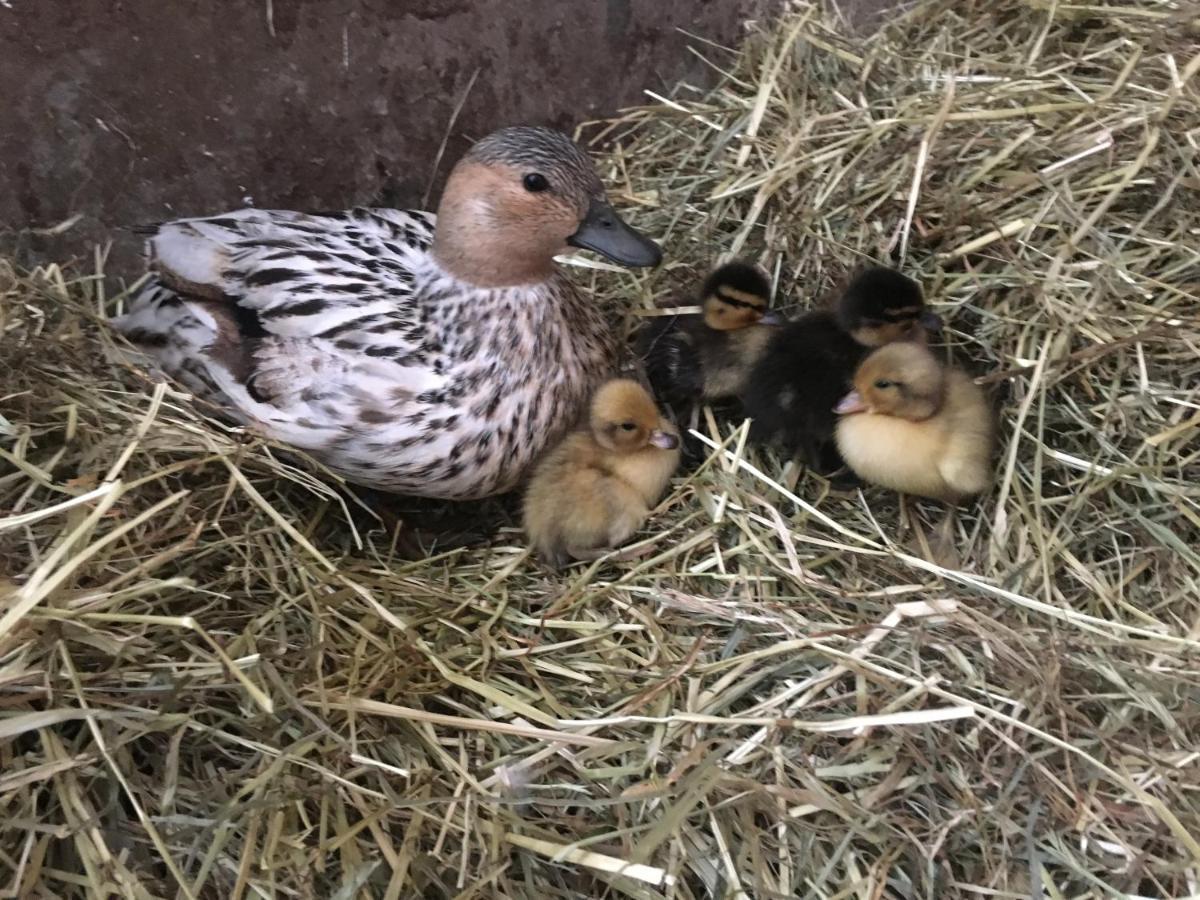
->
835;266;940;347
701;260;773;331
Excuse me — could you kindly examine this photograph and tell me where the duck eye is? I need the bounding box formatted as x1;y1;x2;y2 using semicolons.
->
522;173;550;193
620;422;637;432
874;379;894;389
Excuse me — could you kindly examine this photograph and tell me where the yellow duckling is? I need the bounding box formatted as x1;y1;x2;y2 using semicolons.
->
834;342;994;502
523;379;680;567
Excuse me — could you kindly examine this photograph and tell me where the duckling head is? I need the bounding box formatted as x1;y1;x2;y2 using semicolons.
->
700;261;780;330
590;379;680;453
835;266;943;347
433;126;661;287
835;342;945;421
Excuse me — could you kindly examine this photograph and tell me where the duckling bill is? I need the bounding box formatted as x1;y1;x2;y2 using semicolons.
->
740;266;941;472
638;260;781;410
523;379;680;568
834;342;994;502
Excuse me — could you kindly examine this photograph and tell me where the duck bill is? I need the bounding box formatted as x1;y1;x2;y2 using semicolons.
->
567;199;662;268
835;390;869;415
649;429;679;450
919;310;943;334
758;310;785;326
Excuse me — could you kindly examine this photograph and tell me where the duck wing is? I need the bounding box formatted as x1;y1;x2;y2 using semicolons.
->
140;206;433;333
114;207;446;450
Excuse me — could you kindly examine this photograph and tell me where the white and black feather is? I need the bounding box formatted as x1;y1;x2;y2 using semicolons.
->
113;206;617;499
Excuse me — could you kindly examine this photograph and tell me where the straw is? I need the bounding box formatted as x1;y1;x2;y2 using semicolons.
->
3;0;1199;895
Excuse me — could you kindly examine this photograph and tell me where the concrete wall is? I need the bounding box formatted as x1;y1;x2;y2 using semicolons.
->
0;0;767;268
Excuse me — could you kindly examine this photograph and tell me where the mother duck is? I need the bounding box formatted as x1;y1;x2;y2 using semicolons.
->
114;126;662;499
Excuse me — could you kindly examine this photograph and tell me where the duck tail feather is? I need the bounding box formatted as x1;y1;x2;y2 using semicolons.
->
148;222;231;297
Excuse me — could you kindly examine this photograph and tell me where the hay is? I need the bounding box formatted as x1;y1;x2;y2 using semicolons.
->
3;0;1200;895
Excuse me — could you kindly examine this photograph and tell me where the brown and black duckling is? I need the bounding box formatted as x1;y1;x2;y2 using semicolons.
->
834;342;994;502
523;379;681;568
740;266;942;473
637;261;782;410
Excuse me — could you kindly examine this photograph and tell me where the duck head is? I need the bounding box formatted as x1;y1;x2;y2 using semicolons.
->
590;379;680;453
835;266;943;347
835;342;945;421
433;126;662;287
700;260;779;330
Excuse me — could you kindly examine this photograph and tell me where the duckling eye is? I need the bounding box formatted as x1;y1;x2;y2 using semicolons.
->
522;173;550;193
620;421;637;432
874;379;894;389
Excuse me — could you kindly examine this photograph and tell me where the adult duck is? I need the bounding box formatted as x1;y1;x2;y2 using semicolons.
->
113;126;662;499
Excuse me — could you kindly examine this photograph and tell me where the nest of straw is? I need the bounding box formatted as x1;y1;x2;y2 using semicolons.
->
3;0;1199;896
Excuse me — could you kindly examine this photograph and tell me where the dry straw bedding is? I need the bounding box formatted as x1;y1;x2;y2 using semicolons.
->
2;0;1199;897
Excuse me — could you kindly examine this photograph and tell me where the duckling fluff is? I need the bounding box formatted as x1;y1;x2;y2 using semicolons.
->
111;126;662;500
637;261;780;409
523;379;680;568
834;342;994;502
741;266;941;472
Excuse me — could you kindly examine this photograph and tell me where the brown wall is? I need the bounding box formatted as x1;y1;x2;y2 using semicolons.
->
0;0;766;269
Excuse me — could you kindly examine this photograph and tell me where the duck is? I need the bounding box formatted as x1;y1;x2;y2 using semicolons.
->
523;378;680;568
834;341;994;502
637;261;781;410
739;265;942;473
111;126;662;500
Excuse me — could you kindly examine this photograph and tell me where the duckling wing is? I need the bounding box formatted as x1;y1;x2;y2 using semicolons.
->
113;207;445;448
636;314;705;406
934;374;996;498
741;315;865;465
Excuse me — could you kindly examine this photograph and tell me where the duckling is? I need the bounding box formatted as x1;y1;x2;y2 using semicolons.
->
834;342;994;502
637;261;781;410
740;266;942;473
523;379;680;568
112;126;661;501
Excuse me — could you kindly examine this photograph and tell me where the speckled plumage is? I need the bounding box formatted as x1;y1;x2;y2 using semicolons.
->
113;205;619;499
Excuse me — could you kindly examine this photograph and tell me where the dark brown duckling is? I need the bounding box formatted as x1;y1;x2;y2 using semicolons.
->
637;261;782;411
740;266;942;473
